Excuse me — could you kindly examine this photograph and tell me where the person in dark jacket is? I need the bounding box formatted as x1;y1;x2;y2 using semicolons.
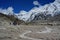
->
13;21;17;25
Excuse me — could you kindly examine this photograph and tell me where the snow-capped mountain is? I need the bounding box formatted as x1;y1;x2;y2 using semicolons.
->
0;7;14;15
0;0;60;22
14;0;60;22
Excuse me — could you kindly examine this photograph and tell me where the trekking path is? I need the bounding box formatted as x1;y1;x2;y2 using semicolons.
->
20;31;42;40
36;26;53;33
19;26;53;40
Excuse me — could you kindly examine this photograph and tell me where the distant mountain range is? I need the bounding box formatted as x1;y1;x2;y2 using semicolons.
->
13;0;60;22
0;0;60;24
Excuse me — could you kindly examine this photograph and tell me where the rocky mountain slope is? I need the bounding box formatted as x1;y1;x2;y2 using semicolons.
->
0;0;60;40
0;12;60;25
0;13;25;25
0;13;60;40
13;0;60;22
0;0;60;22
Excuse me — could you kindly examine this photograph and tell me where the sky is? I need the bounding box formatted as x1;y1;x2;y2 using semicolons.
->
0;0;55;13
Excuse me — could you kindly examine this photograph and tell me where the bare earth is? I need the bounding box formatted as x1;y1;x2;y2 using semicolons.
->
0;21;60;40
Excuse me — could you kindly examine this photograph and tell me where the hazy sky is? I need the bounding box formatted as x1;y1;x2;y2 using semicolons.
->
0;0;55;13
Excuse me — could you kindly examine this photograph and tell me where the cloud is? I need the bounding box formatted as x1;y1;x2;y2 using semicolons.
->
55;0;60;3
0;0;60;22
7;7;14;15
33;1;40;6
19;10;28;15
16;0;60;22
0;7;14;15
16;10;29;21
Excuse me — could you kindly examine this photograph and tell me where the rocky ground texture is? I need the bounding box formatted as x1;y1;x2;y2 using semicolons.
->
0;13;60;40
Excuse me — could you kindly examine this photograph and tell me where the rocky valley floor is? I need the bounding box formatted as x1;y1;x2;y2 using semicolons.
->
0;23;60;40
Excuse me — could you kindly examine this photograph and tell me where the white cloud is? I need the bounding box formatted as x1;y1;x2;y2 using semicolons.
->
0;0;60;22
16;10;29;22
33;1;40;6
16;0;60;22
55;0;60;3
7;7;14;15
0;7;14;15
19;10;28;15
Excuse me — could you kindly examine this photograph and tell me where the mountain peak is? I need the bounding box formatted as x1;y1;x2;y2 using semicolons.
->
0;0;60;22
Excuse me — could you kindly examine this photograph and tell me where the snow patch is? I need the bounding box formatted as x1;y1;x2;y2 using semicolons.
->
0;0;60;22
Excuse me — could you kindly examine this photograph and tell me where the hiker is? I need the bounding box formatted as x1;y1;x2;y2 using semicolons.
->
13;21;17;25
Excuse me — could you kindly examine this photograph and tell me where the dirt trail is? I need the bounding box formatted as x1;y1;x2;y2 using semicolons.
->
19;26;53;40
37;26;53;33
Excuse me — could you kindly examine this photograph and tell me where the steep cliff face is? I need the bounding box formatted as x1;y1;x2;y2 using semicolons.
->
0;13;25;25
0;12;60;25
0;13;11;26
